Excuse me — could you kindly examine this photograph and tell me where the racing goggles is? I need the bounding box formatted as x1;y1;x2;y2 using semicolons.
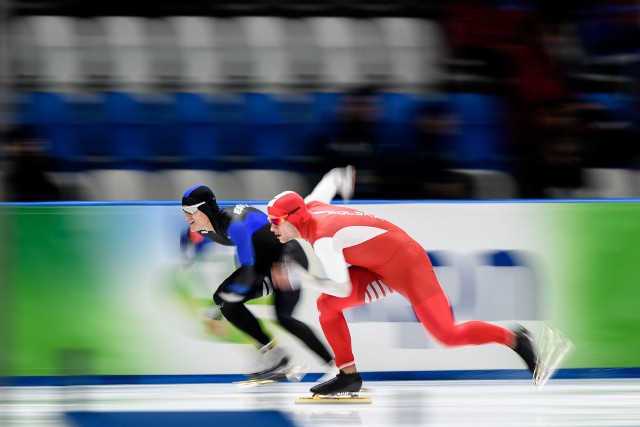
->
267;207;300;226
182;201;206;215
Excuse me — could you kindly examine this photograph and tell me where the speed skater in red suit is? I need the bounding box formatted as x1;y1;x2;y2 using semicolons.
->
268;191;538;395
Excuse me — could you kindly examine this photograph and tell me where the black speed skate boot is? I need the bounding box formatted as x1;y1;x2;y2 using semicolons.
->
513;325;537;376
310;372;362;396
248;346;290;381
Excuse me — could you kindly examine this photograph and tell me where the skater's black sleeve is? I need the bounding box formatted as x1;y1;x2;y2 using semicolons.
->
282;240;309;269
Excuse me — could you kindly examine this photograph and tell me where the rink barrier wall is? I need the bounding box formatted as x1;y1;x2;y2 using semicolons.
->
5;368;640;387
2;199;640;383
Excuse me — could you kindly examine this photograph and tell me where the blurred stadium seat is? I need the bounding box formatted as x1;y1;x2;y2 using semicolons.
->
276;92;318;162
348;18;390;86
0;169;5;201
145;18;181;89
75;18;111;89
572;168;639;199
209;92;254;167
14;91;78;166
375;18;448;91
162;169;245;200
237;17;291;90
7;11;638;203
232;169;311;201
452;169;518;199
306;17;361;89
10;16;80;89
48;170;100;200
245;92;320;169
167;17;220;91
377;92;424;154
86;169;149;200
244;92;289;167
174;92;219;169
447;92;508;170
282;18;324;89
141;92;183;168
73;92;111;167
577;92;638;123
210;18;254;88
98;17;152;90
81;169;180;200
103;91;150;168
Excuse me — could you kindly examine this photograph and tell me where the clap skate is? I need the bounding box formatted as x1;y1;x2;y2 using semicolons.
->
513;324;537;376
295;372;371;404
534;324;574;390
235;356;306;388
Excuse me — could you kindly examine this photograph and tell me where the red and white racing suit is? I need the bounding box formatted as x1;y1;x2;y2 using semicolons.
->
298;201;512;370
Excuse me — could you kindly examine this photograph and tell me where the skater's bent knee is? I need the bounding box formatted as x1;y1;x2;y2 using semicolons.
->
275;313;295;328
216;298;242;316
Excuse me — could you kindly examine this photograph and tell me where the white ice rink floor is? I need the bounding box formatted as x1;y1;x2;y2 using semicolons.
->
2;378;639;427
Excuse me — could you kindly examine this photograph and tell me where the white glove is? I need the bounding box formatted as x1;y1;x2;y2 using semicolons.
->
285;260;309;291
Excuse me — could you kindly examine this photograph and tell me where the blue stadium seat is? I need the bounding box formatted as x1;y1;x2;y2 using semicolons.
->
277;93;317;160
72;93;111;168
175;92;219;169
378;92;424;154
307;91;346;153
312;92;344;129
446;93;508;169
578;5;640;57
245;92;286;166
14;92;77;168
209;93;253;169
448;92;504;126
141;93;183;168
245;92;318;169
103;92;150;169
577;93;638;123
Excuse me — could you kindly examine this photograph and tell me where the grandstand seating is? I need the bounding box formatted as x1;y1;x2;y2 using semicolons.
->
3;14;639;202
447;93;508;170
14;91;78;165
10;16;80;89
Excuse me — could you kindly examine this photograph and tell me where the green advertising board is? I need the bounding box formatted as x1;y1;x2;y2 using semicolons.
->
1;201;639;380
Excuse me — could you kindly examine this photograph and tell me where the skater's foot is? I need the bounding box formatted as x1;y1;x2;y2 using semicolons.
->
310;371;362;395
248;356;289;380
315;360;339;384
533;324;575;390
512;324;537;375
249;344;290;380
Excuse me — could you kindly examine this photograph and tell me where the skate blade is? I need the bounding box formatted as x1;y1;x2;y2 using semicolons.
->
236;364;305;387
234;378;279;388
285;364;306;382
295;393;371;404
534;324;575;390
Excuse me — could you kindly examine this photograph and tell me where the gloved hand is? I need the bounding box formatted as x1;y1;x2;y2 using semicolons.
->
272;257;306;291
180;227;208;264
